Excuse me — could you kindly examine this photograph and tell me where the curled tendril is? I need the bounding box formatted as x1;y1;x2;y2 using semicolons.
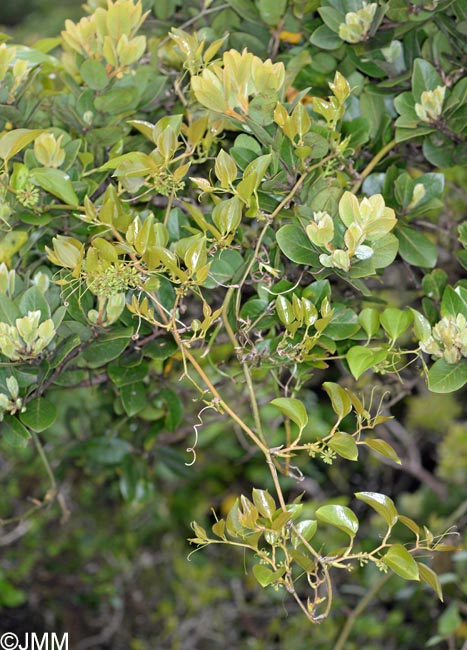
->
185;403;217;466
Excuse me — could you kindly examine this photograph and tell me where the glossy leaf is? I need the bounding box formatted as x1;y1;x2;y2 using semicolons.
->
355;491;398;528
328;432;358;460
364;438;401;465
427;359;467;393
252;488;275;519
315;504;359;538
323;382;352;419
270;397;308;430
418;562;443;601
383;544;420;581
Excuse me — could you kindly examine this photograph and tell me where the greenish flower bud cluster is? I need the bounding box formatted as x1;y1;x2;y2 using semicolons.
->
16;183;40;208
151;171;185;197
0;310;56;361
414;86;445;123
338;2;377;43
420;314;467;364
87;263;140;298
0;375;24;421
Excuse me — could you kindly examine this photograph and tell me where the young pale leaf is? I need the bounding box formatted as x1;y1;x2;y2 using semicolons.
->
323;382;352;418
383;544;420;581
212;519;226;539
355;491;398;528
315;504;359;538
410;308;431;342
20;398;57;433
270;397;308;430
418;562;443;601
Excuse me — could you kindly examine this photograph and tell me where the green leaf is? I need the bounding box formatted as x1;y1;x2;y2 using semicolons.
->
225;0;262;23
270;397;308;430
309;25;342;50
380;308;413;340
82;328;133;368
418;562;443;601
0;129;44;162
108;360;149;386
18;287;50;320
315;504;359;538
30;167;79;206
427;359;467;393
358;308;380;338
323;382;352;418
0;295;21;325
276;225;320;266
80;59;109;91
410;308;431;342
412;59;443;102
328;432;358;461
257;0;287;26
19;398;57;433
440;286;467;319
346;346;387;379
383;544;419;580
252;488;275;519
396;226;437;268
371;233;399;268
364;438;401;464
143;336;178;360
325;306;360;340
94;87;139;114
291;520;317;548
252;564;285;587
355;491;398;528
120;382;146;416
160;388;183;432
1;415;31;448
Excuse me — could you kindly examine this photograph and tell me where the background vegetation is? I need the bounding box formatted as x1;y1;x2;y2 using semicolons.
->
0;0;466;649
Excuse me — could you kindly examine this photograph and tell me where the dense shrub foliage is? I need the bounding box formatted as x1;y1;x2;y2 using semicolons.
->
0;0;466;646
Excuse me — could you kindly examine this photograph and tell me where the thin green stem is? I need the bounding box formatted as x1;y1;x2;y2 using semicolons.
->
31;430;57;495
